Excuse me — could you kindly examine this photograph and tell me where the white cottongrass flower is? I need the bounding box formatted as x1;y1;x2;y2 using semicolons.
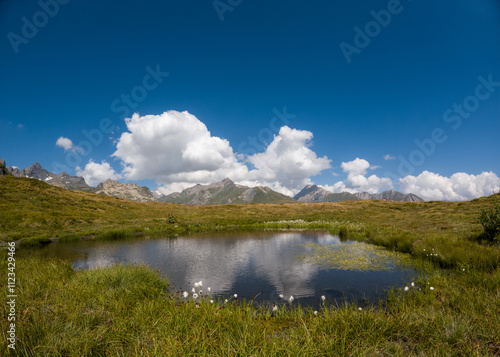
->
314;311;318;316
194;282;199;288
198;281;202;287
288;296;294;303
430;287;434;290
234;294;238;299
321;295;326;302
208;287;211;292
210;300;214;304
193;293;198;299
272;305;278;312
199;290;203;295
191;288;196;293
358;307;362;311
225;299;228;303
411;282;415;287
404;286;409;292
183;291;188;298
279;294;284;299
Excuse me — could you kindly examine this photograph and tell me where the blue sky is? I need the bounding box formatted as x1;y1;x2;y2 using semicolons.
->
1;0;499;200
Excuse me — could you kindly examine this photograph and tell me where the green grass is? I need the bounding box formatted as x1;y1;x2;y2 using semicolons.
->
1;255;499;356
1;176;500;355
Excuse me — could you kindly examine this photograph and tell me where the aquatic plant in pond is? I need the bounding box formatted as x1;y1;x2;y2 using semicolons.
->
302;242;412;271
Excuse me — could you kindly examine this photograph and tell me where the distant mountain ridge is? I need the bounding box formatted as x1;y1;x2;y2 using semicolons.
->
2;160;424;204
294;184;423;203
6;162;93;191
160;178;296;205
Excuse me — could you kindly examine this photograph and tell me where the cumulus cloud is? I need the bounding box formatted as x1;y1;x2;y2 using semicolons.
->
76;159;122;187
398;171;500;201
245;126;331;196
112;111;249;193
56;137;74;151
340;158;393;193
321;181;358;194
111;111;332;196
56;136;82;152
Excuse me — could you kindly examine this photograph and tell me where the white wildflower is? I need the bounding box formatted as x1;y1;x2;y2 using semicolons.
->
404;286;409;292
288;296;294;303
183;291;188;298
193;293;198;299
321;295;326;302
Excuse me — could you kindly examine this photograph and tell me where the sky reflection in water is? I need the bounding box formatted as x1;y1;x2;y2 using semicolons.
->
28;232;416;307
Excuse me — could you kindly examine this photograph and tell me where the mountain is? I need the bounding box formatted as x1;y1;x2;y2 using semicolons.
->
7;162;93;191
0;159;13;176
160;178;296;205
294;184;360;203
354;189;423;202
294;184;423;203
95;179;157;202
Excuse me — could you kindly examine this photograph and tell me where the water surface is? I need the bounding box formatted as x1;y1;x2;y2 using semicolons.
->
25;231;416;307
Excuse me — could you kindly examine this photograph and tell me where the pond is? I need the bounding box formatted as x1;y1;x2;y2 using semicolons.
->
24;231;417;308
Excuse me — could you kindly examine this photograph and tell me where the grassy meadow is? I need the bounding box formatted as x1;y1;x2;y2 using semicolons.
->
1;176;500;355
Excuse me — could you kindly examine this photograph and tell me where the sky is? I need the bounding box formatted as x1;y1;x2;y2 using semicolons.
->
1;0;499;200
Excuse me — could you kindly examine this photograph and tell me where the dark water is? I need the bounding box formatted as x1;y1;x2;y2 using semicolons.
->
23;231;416;307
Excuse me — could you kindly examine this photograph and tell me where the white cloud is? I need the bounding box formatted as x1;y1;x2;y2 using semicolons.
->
321;182;358;194
56;137;74;151
112;111;332;196
76;159;122;187
245;126;331;196
384;154;396;160
112;111;249;191
398;171;500;201
340;158;393;193
56;136;82;152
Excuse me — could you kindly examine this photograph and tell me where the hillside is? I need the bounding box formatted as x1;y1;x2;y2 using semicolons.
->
1;175;497;241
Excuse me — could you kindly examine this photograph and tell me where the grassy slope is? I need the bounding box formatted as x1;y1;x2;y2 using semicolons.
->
0;176;495;239
1;176;500;355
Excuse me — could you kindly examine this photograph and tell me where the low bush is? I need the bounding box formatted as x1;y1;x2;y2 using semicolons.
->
479;202;500;243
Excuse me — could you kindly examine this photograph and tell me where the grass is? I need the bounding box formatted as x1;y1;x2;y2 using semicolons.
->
1;176;500;355
1;256;499;356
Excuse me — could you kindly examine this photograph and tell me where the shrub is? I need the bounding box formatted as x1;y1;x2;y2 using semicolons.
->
479;203;500;243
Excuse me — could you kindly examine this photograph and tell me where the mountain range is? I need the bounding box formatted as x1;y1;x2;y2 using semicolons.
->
2;160;423;204
293;184;423;203
159;178;296;205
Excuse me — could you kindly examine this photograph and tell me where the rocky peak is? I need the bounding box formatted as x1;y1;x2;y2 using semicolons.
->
95;179;157;202
0;159;13;176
